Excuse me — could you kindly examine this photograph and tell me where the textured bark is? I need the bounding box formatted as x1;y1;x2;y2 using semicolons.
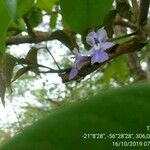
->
6;31;52;45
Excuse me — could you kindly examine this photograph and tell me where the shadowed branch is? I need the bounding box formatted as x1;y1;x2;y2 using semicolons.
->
59;35;147;83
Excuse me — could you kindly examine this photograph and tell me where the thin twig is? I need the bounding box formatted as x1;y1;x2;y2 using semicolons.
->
108;31;137;42
17;60;54;70
45;42;61;71
38;68;70;74
16;59;68;73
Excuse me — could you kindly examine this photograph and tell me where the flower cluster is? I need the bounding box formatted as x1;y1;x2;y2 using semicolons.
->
69;28;114;80
69;51;89;80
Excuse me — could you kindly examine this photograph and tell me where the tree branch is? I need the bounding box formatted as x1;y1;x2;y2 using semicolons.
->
6;31;52;45
59;35;147;83
127;52;146;81
138;0;150;26
6;30;73;50
131;0;139;23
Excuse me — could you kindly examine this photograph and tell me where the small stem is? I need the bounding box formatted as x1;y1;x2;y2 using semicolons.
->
108;31;137;42
17;60;52;70
32;63;53;70
38;68;70;74
16;59;67;73
45;42;61;71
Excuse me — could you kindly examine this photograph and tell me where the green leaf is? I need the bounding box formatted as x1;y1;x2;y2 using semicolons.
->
1;83;150;149
26;47;39;74
0;67;6;106
12;67;30;82
27;7;42;28
0;0;11;55
36;0;56;12
8;18;26;33
0;53;17;105
50;13;57;29
4;0;17;21
17;0;35;17
59;0;113;33
2;53;17;86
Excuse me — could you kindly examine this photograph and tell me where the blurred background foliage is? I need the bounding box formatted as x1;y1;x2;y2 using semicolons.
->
0;0;149;145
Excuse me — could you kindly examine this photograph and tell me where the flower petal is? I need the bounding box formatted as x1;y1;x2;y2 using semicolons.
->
69;67;78;80
97;28;108;42
91;50;108;64
100;42;114;50
86;31;97;46
84;48;94;56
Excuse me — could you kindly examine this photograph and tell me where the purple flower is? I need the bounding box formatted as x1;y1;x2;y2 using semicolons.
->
91;50;109;64
69;28;114;80
69;52;89;80
86;28;114;64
